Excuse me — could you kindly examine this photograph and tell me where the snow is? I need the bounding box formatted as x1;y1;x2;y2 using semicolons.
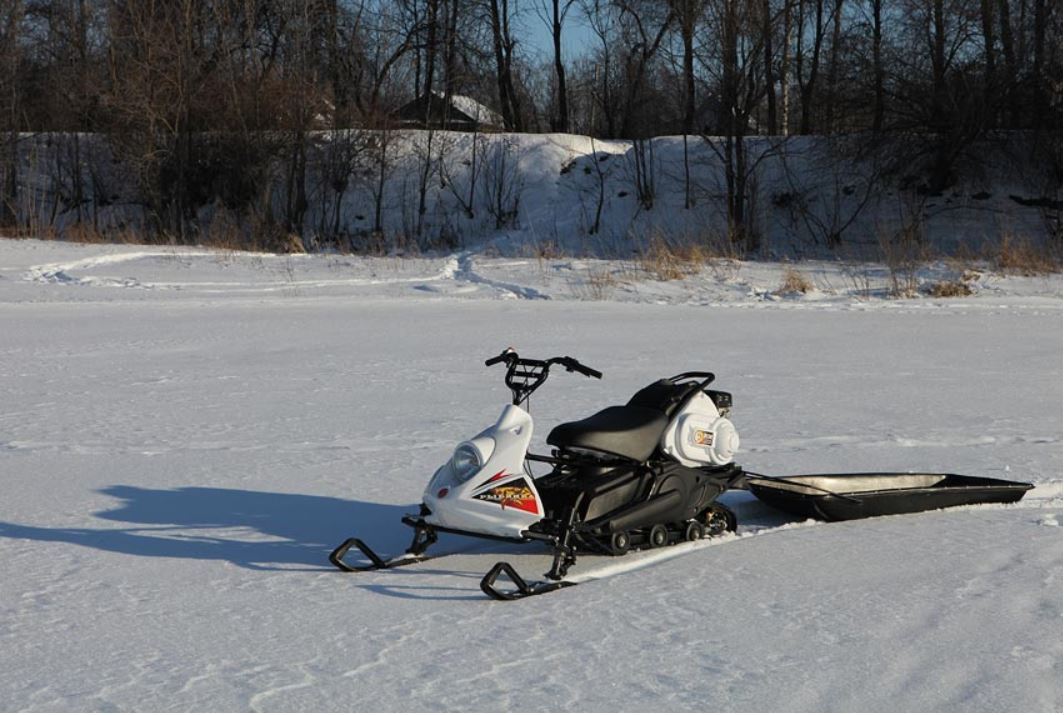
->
0;239;1060;711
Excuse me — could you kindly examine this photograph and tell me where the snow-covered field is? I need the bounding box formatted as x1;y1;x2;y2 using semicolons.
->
1;239;1060;711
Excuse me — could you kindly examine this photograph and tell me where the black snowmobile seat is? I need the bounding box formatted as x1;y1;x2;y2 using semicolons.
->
547;405;669;462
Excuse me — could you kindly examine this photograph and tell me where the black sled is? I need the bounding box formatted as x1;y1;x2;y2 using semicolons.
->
745;472;1034;521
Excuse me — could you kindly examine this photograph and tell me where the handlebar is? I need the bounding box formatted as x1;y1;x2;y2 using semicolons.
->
484;349;601;406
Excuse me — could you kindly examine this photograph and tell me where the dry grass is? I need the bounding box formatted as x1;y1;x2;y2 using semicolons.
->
776;266;814;294
64;223;106;244
638;236;706;281
51;222;145;245
993;233;1060;275
569;265;618;300
925;279;973;297
532;239;564;260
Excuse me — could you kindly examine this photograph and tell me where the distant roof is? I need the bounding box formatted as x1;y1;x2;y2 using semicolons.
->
441;93;504;128
395;92;504;130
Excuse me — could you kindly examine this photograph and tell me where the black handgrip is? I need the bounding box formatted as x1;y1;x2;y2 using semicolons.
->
559;356;602;379
485;348;516;367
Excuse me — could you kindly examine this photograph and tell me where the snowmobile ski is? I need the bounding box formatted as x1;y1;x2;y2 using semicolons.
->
479;561;577;600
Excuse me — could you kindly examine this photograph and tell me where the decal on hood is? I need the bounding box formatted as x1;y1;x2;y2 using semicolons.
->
472;477;539;514
473;470;511;491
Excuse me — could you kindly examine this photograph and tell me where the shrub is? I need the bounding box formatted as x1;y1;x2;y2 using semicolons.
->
925;279;973;297
994;233;1060;275
777;266;813;294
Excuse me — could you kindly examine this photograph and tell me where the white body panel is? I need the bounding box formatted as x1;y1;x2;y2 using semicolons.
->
421;404;544;539
660;391;741;467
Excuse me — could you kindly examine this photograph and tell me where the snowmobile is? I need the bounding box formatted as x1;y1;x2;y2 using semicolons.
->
330;349;1034;600
329;348;748;598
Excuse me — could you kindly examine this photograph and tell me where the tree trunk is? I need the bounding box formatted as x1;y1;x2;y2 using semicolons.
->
798;0;825;134
501;1;523;131
424;0;439;101
551;0;569;132
488;0;515;129
682;2;696;134
442;0;460;121
618;6;674;138
931;0;946;130
781;0;792;134
721;0;749;248
826;0;843;131
979;0;996;115
763;0;776;134
1031;0;1046;129
996;0;1017;127
680;0;695;207
0;0;19;229
871;0;883;130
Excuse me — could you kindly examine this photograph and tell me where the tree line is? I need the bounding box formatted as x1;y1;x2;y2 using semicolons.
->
0;0;1059;248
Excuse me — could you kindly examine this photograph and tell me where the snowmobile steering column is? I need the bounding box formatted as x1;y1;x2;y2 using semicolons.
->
485;348;601;407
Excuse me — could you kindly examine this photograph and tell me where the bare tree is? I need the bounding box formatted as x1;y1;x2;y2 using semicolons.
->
615;0;674;138
479;135;521;228
440;120;484;219
761;0;777;134
319;129;374;244
870;0;884;131
700;0;785;252
0;0;24;229
668;0;706;207
485;0;522;130
578;0;619;136
537;0;576;132
795;0;829;135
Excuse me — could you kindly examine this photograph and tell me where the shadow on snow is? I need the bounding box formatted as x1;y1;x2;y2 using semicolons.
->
0;485;449;572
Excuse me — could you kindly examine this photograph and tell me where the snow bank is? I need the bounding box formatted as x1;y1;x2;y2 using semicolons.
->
11;130;1060;261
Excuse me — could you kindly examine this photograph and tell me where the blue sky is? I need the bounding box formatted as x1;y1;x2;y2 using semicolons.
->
517;6;597;62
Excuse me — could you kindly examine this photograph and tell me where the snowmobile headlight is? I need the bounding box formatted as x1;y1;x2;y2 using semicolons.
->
450;443;482;483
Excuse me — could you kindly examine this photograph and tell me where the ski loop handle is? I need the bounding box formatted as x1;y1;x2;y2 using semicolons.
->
329;538;387;571
480;562;533;600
